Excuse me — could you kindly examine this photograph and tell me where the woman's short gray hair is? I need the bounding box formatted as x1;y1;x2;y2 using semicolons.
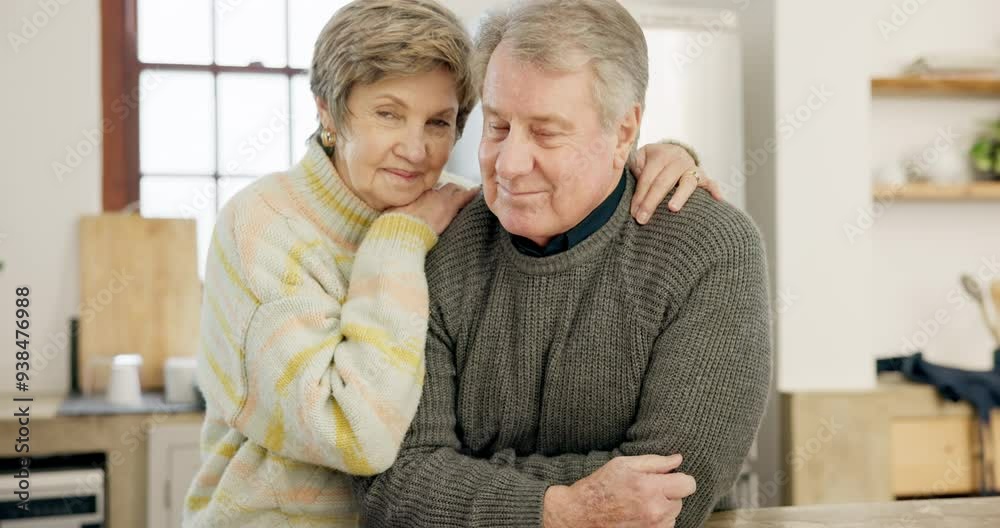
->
472;0;649;133
310;0;476;141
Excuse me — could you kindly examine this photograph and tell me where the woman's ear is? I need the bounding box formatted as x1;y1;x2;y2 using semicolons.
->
315;96;335;134
613;104;642;171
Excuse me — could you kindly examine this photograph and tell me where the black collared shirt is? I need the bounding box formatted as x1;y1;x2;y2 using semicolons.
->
510;171;628;257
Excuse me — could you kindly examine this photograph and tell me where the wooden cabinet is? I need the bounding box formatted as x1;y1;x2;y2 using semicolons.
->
0;410;203;527
784;374;1000;505
890;416;981;496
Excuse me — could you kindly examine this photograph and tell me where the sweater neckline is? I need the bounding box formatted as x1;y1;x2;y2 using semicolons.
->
509;172;627;257
287;139;380;248
499;173;635;276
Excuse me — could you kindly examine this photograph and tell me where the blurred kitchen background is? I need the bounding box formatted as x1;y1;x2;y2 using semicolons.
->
2;0;1000;526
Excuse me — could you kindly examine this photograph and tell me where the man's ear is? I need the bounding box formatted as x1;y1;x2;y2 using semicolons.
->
613;104;642;171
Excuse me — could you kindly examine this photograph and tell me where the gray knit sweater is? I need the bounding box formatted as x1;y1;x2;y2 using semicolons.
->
354;175;772;527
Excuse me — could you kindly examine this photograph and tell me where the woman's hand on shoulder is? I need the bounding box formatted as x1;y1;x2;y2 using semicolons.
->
390;183;480;235
629;142;724;224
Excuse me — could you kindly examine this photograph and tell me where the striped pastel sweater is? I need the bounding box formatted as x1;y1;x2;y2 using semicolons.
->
183;140;448;527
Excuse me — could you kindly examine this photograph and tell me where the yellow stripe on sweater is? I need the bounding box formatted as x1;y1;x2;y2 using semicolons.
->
214;441;241;459
341;323;422;373
331;404;375;475
215;489;256;515
213;232;261;305
281;239;323;296
367;214;437;251
302;161;370;228
275;333;340;395
263;406;286;453
285;511;361;525
207;293;244;360
186;494;211;512
203;339;239;406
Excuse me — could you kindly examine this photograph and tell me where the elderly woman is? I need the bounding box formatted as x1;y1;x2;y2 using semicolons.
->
183;1;716;526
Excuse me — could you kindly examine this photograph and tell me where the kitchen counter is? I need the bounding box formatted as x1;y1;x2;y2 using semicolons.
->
1;392;203;421
0;399;204;527
58;391;203;416
707;496;1000;527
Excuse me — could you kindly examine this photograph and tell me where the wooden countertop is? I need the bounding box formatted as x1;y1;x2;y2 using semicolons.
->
707;497;1000;527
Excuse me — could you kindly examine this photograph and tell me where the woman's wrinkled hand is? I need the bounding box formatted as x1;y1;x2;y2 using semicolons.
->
629;143;724;224
390;183;480;235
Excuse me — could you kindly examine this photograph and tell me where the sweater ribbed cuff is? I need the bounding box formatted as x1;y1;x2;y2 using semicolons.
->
366;212;439;253
475;472;550;528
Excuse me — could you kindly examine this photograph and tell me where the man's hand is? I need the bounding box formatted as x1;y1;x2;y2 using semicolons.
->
542;454;696;528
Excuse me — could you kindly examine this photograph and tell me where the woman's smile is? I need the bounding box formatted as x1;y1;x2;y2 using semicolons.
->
383;167;423;181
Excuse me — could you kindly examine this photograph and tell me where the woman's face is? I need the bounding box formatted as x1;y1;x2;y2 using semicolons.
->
319;67;460;211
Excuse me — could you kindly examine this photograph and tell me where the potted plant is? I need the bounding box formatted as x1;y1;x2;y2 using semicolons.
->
970;118;1000;180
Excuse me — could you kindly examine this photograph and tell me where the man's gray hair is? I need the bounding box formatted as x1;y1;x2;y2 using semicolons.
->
472;0;649;134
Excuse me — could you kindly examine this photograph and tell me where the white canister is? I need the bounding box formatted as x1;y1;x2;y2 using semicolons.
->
164;356;199;404
926;145;972;185
875;162;908;187
107;354;143;407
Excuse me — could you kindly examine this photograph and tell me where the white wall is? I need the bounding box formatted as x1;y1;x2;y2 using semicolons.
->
0;0;102;395
868;0;1000;371
768;0;1000;385
772;0;876;391
441;0;492;179
612;0;876;391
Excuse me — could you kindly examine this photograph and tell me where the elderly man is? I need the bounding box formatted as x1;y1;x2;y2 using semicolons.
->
355;1;771;526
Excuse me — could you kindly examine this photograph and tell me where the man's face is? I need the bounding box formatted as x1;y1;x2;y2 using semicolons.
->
478;42;624;244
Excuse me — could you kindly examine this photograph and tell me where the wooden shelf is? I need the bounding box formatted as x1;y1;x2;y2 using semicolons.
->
872;76;1000;96
873;181;1000;200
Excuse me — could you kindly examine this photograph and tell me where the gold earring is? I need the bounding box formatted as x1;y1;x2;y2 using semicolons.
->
321;129;336;148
